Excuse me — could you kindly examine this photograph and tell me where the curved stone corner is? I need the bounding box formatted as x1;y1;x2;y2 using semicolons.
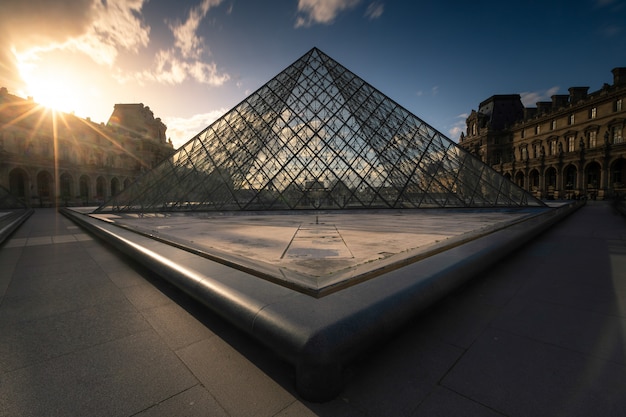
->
60;202;582;402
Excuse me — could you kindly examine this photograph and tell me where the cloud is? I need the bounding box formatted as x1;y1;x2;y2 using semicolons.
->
295;0;361;27
520;86;560;107
116;50;229;87
0;0;149;90
447;113;469;141
20;0;149;67
79;0;150;65
169;0;223;59
365;2;384;20
163;109;227;149
0;0;94;49
448;124;464;141
4;0;229;94
415;85;439;98
124;0;229;87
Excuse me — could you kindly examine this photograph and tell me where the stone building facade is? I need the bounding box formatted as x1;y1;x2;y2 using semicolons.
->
0;87;174;207
459;68;626;200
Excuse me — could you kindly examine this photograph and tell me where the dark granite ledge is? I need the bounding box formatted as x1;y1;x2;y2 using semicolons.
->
0;209;33;245
60;202;582;401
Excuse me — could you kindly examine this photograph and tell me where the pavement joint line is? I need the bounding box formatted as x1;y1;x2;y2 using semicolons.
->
2;234;92;248
280;222;302;259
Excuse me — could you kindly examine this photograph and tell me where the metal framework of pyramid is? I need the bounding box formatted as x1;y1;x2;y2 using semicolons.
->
96;48;543;213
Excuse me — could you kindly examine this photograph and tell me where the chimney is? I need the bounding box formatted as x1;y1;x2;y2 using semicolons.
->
524;107;537;119
551;95;569;108
536;101;552;114
568;87;589;103
613;67;626;86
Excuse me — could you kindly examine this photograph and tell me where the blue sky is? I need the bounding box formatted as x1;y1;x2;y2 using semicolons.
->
1;0;625;148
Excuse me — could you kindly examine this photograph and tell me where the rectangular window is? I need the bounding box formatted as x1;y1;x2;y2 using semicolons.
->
520;129;525;139
550;141;557;155
568;136;575;152
521;147;528;160
590;107;597;119
616;99;623;112
569;114;575;125
589;131;597;148
551;120;557;130
535;125;541;135
614;126;624;144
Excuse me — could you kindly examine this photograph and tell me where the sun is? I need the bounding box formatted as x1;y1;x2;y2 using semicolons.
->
16;51;88;116
22;72;82;115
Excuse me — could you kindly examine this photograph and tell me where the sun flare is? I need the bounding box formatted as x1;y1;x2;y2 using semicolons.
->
16;52;87;116
23;75;81;115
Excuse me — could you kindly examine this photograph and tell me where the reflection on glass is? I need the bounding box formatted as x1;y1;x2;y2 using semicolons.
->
96;48;543;213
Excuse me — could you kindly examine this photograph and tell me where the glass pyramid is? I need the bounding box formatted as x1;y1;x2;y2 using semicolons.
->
96;48;544;213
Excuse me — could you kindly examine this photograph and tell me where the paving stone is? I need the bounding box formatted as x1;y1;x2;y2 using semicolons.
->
0;330;197;417
517;277;626;318
0;299;150;372
0;281;126;327
442;327;626;417
341;329;464;417
0;247;20;300
414;386;505;417
416;293;502;349
177;338;295;417
133;385;229;417
492;297;626;365
3;201;626;416
122;282;174;311
274;399;366;417
141;303;216;350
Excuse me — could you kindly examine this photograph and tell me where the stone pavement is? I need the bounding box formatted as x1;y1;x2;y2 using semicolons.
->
1;201;626;416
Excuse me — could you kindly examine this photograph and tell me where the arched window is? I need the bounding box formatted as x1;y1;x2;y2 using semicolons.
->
564;165;577;190
545;167;557;188
529;170;540;190
60;173;73;199
585;162;601;189
80;175;90;203
9;168;28;198
37;171;53;198
111;177;120;196
611;158;626;187
96;176;107;201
